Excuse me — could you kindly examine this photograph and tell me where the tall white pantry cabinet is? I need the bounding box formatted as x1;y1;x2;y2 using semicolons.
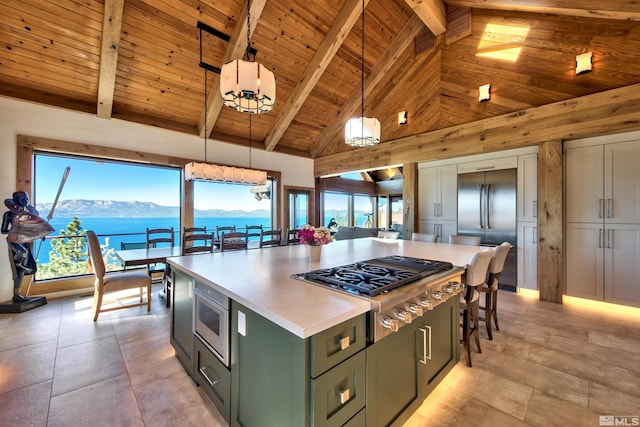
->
565;131;640;307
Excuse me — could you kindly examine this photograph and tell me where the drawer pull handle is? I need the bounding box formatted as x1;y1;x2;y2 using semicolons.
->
199;367;218;386
339;388;350;405
339;336;350;350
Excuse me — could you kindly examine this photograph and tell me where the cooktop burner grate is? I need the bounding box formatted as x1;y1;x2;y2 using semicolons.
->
295;257;453;297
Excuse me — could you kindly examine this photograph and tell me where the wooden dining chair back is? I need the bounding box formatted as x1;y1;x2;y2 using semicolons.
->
220;231;248;251
183;226;206;235
449;234;482;246
286;228;301;245
412;232;437;242
215;225;236;240
460;248;493;367
246;224;263;239
259;228;282;248
87;230;151;321
182;232;215;255
479;242;511;340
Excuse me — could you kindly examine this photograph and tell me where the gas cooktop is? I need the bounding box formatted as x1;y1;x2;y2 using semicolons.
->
292;255;453;298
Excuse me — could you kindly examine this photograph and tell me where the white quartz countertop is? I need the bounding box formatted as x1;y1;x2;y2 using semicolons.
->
167;238;489;339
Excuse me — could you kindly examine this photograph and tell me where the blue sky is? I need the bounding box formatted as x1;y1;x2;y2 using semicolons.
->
34;154;270;211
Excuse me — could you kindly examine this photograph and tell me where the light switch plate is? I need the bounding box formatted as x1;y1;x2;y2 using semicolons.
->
238;310;246;336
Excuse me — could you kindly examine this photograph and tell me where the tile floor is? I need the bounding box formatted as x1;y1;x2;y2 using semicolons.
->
1;286;639;426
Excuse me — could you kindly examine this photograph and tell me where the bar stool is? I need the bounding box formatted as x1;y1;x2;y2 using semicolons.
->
479;242;511;340
460;249;493;367
412;232;437;242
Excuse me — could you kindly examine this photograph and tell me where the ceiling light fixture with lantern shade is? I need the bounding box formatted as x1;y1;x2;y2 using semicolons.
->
345;0;380;148
185;0;273;186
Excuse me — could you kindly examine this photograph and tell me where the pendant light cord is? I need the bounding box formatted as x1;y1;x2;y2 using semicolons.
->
245;0;251;60
361;0;365;132
204;67;208;163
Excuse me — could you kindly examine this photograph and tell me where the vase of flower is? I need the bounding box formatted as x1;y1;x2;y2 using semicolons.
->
296;224;334;262
308;245;322;262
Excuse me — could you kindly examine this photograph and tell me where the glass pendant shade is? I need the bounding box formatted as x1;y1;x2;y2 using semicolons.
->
220;59;276;114
184;162;267;185
344;117;381;147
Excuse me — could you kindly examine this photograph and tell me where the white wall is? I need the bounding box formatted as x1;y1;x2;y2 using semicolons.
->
0;96;314;301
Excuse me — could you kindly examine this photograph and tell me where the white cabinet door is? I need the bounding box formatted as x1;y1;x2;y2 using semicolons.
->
417;220;456;243
517;222;537;290
438;165;458;221
565;222;604;300
419;167;439;221
604;224;640;307
517;154;538;222
418;165;457;222
605;140;640;224
565;145;604;223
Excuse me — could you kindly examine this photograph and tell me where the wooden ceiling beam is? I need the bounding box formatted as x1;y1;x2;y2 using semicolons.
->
96;0;124;119
310;14;426;158
198;0;268;139
445;0;640;21
313;83;640;177
264;0;369;152
405;0;447;35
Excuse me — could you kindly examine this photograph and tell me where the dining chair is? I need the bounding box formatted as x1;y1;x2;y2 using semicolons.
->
377;230;400;239
459;248;493;367
449;234;482;246
479;242;511;340
245;224;263;240
220;231;248;251
183;226;207;235
146;227;174;306
286;228;300;245
259;228;282;248
412;232;437;242
182;232;215;255
119;241;146;269
215;225;236;246
87;230;151;321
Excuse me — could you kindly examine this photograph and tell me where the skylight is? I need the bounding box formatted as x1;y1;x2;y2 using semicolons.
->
476;23;530;62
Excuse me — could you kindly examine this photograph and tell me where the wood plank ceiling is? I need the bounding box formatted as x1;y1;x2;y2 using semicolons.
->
1;0;640;161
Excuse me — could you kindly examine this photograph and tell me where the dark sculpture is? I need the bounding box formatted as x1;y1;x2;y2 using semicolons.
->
2;191;54;303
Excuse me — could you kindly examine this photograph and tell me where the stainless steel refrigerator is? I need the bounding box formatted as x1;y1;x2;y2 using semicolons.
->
457;168;517;288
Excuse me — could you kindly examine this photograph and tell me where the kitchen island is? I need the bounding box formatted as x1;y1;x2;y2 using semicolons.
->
167;238;484;426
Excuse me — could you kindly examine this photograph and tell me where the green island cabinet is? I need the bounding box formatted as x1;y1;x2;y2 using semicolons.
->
230;296;459;427
171;269;460;427
170;269;195;376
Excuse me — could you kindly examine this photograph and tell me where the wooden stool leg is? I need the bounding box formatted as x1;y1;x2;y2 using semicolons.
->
492;289;500;331
472;302;482;353
461;307;472;367
485;292;494;340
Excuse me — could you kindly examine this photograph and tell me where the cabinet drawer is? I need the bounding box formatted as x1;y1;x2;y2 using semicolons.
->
195;337;230;423
311;351;366;427
343;408;365;427
310;314;366;378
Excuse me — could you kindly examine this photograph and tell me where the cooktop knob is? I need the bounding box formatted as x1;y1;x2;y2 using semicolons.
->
407;302;423;317
381;316;399;332
394;310;412;324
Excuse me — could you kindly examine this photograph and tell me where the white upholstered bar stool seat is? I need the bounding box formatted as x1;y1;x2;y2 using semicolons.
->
479;242;511;340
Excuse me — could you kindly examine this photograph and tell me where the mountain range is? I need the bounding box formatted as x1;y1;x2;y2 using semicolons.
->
36;199;270;218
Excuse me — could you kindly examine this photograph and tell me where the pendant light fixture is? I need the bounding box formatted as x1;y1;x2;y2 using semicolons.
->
345;0;380;147
185;26;267;185
220;0;276;114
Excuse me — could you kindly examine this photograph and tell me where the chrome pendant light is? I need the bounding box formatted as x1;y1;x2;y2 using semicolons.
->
345;0;380;147
220;0;276;114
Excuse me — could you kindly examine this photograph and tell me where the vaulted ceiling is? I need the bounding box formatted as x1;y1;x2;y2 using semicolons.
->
2;0;640;160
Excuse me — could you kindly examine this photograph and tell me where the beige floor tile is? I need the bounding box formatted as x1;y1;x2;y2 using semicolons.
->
0;340;57;395
51;335;126;397
0;379;52;427
588;381;640;416
48;374;144;427
525;390;601;427
134;369;226;426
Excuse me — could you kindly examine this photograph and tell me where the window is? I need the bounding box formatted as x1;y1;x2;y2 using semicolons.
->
194;179;274;233
323;192;349;227
33;153;181;280
285;186;313;230
322;192;375;228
